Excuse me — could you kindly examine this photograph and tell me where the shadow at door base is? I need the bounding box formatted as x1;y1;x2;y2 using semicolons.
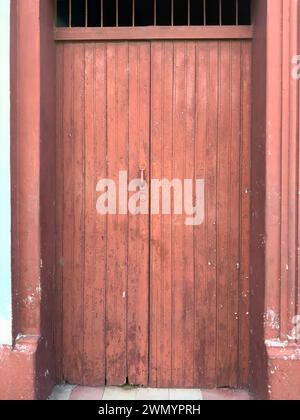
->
49;384;253;400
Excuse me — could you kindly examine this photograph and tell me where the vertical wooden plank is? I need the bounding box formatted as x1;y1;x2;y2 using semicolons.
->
227;40;241;388
194;41;208;387
158;42;174;388
61;43;73;383
62;43;85;384
83;43;107;386
182;41;196;388
127;42;150;386
106;42;129;386
205;41;219;387
150;41;163;388
195;41;219;387
71;43;86;384
94;42;108;385
83;42;94;385
61;43;76;383
171;41;187;387
216;41;232;387
149;41;158;387
150;41;174;388
55;42;64;382
239;40;251;387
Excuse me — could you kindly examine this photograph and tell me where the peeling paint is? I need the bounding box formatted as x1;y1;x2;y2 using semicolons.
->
288;315;300;341
23;295;35;306
270;365;279;375
15;345;30;354
36;284;42;296
265;339;289;348
264;310;280;331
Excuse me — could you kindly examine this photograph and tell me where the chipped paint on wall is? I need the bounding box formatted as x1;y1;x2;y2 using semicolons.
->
264;309;280;331
0;0;12;345
265;339;289;348
288;315;300;341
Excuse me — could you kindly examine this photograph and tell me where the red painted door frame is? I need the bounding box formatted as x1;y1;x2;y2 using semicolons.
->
0;0;299;400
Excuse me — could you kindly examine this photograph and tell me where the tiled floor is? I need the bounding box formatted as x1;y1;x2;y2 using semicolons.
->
49;385;252;401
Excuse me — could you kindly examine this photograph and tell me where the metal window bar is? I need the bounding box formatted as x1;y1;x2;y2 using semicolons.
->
133;0;135;26
55;0;57;26
69;0;72;27
57;0;250;28
85;0;88;27
116;0;118;27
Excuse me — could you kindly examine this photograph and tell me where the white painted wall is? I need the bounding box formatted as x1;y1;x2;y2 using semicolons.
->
0;0;12;345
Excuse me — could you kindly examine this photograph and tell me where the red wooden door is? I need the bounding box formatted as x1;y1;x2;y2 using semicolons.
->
149;41;251;388
55;40;251;388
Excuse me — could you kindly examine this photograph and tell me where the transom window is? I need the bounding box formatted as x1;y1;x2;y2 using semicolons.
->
56;0;252;28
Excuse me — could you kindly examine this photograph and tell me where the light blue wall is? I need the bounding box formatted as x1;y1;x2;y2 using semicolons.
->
0;0;12;345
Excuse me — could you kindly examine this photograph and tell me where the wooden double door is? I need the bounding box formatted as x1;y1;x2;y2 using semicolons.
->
55;39;251;388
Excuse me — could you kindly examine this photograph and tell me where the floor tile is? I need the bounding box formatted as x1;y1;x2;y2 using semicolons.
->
135;388;169;400
169;389;203;400
202;389;252;401
49;385;252;401
48;385;75;401
102;386;138;401
70;386;104;401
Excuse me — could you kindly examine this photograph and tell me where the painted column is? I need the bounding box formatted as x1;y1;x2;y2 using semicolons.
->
0;1;56;400
0;0;12;345
251;0;300;401
264;0;300;400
